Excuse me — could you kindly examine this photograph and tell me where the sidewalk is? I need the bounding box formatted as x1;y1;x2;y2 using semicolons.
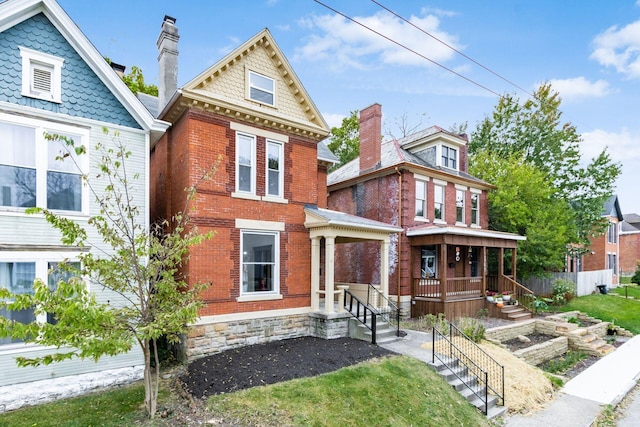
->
505;334;640;426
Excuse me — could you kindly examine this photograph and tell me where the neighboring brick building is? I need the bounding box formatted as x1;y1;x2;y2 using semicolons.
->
327;104;526;319
619;213;640;277
149;21;400;358
579;195;623;285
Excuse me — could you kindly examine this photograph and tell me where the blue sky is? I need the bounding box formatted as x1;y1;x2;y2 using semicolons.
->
57;0;640;215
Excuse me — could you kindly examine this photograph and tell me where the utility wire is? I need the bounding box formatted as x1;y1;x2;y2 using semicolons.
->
312;0;503;98
370;0;533;97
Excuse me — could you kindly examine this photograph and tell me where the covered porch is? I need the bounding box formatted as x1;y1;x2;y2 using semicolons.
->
407;225;527;319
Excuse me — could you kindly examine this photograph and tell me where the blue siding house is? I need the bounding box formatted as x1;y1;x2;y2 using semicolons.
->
0;0;168;410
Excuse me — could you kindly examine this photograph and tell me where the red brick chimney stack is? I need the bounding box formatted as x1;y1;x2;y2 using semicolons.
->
359;103;382;173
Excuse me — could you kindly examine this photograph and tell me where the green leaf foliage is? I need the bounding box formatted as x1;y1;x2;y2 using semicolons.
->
327;110;360;170
0;130;214;418
470;83;621;277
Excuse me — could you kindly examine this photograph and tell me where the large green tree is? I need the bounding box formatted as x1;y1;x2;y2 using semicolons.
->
0;130;213;418
327;110;359;170
470;83;621;275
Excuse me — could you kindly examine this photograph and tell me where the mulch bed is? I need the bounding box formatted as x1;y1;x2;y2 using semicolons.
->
180;337;396;399
502;333;556;352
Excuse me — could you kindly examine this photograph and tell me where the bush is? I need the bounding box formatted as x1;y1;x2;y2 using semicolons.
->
552;279;575;305
409;313;448;333
631;268;640;285
454;317;486;343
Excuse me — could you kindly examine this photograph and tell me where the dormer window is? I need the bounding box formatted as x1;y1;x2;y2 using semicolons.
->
441;146;457;169
20;47;64;103
248;70;275;106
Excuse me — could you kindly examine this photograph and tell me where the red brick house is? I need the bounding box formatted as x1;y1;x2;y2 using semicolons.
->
620;213;640;277
575;195;623;285
327;104;527;319
149;21;400;358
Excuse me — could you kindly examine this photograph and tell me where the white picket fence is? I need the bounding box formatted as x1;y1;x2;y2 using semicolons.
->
522;269;613;297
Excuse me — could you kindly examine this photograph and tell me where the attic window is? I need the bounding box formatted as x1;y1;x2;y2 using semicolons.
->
247;70;275;106
19;47;64;103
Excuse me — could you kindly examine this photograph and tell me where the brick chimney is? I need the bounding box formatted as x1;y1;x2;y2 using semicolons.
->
359;103;382;173
157;15;179;111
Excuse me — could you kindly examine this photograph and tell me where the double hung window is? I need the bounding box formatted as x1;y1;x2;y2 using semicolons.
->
415;179;427;219
248;71;275;106
471;193;480;226
236;133;256;194
434;184;444;221
266;140;283;198
241;231;278;294
441;146;457;169
456;189;465;223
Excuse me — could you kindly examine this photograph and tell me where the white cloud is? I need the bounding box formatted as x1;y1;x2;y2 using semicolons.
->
590;20;640;78
322;113;346;129
581;128;640;162
295;11;459;71
547;77;611;100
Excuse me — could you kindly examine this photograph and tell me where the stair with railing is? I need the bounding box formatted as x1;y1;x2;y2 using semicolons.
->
343;285;401;345
429;322;507;419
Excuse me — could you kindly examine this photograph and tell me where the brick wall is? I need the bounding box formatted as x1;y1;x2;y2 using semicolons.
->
620;233;640;275
359;104;382;173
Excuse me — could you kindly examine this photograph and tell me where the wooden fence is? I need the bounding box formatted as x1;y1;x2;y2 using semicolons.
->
521;270;613;297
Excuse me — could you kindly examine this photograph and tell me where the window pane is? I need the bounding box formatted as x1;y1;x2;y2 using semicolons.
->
250;72;274;92
242;233;276;293
0;165;36;207
268;170;279;196
249;72;274;105
415;180;425;217
267;142;281;197
237;134;253;193
0;262;35;345
0;122;35;168
48;134;81;174
250;87;274;105
47;171;81;211
47;262;80;325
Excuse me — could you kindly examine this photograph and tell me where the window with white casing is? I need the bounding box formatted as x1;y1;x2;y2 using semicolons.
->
434;184;444;221
0;114;88;213
236;132;256;194
20;47;64;103
471;192;480;226
607;221;617;244
441;145;457;170
456;189;465;223
0;255;82;347
415;179;427;219
241;230;278;294
248;70;275;106
266;140;283;198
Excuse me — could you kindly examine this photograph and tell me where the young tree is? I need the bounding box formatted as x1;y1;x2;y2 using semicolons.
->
327;110;360;170
470;83;621;260
0;129;213;418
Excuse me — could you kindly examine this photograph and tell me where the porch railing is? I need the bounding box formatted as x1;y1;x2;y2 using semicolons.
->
432;322;505;415
499;275;536;314
414;277;483;300
367;284;401;338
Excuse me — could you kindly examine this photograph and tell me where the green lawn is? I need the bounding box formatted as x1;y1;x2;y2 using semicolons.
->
0;356;490;427
559;293;640;334
610;284;640;299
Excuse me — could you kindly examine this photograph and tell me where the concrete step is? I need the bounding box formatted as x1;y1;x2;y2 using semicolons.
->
440;365;469;382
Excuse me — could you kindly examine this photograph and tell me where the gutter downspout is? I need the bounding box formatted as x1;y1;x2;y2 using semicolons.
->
395;167;402;308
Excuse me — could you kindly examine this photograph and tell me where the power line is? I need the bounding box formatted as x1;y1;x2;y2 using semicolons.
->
370;0;533;97
312;0;503;98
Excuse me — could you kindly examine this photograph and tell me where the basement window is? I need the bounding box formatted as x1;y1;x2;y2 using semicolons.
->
20;47;64;103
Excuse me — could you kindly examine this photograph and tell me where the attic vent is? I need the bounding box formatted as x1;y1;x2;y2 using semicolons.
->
19;47;64;103
32;65;53;93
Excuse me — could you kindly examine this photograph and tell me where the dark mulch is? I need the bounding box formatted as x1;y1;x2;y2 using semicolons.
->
180;337;396;399
502;333;556;352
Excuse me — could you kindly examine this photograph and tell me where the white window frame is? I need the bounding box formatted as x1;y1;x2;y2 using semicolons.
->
0;113;89;215
414;175;428;221
234;132;257;198
434;182;445;223
247;70;276;107
470;190;481;227
440;145;458;170
265;139;284;199
0;251;83;350
455;188;466;225
239;230;280;296
20;47;64;103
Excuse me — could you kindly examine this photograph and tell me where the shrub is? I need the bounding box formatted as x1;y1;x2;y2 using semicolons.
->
410;313;448;333
454;317;486;343
631;268;640;285
552;279;576;305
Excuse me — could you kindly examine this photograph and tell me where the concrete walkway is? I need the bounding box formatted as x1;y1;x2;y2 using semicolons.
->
505;334;640;426
380;330;640;427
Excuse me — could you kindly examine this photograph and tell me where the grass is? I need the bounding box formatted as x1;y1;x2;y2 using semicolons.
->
540;350;588;374
0;357;490;427
610;284;640;299
0;383;153;427
558;293;640;334
208;355;491;427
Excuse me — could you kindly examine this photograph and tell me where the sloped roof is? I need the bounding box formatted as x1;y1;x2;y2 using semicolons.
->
0;0;169;142
162;28;329;141
317;139;338;164
603;195;623;221
406;222;526;241
304;205;402;234
327;127;490;187
621;213;640;233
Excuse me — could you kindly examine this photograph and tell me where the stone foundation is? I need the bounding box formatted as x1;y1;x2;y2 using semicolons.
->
309;312;351;339
187;313;310;360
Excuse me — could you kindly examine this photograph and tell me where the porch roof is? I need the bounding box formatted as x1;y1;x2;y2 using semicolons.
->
406;224;526;241
304;205;402;234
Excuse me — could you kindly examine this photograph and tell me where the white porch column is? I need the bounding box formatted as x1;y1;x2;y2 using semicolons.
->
310;236;321;311
324;235;336;314
380;239;389;299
